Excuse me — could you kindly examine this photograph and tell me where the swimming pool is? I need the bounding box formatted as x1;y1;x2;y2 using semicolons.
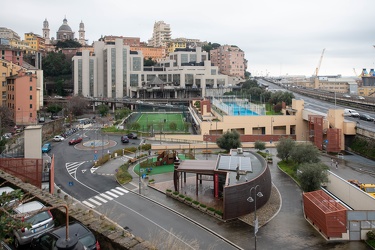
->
224;102;259;116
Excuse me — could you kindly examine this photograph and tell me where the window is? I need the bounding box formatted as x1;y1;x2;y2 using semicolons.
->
30;113;32;117
30;77;32;82
30;86;32;91
30;104;32;108
30;95;32;100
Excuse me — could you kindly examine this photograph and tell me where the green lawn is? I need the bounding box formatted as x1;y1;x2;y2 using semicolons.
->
134;154;187;175
136;113;185;132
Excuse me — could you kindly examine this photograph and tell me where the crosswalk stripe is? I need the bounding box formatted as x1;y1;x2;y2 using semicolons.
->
111;189;124;195
82;201;95;208
88;198;102;206
116;187;129;193
100;193;113;200
105;191;119;198
94;195;108;203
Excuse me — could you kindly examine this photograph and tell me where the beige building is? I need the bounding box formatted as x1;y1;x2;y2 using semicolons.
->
148;21;171;48
0;59;23;106
210;45;246;78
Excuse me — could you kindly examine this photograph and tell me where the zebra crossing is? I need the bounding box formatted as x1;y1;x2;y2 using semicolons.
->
81;187;129;208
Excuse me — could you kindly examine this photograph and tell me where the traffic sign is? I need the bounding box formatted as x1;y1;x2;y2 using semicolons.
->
68;181;74;186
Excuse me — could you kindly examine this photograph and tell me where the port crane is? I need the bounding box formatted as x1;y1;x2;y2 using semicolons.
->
314;48;325;88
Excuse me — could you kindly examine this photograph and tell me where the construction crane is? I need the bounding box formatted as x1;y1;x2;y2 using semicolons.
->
353;68;358;77
314;48;325;89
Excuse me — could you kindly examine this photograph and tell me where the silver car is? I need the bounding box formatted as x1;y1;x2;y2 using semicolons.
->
13;201;54;248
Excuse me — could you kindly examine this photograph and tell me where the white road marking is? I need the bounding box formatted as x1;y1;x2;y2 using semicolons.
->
105;191;119;198
116;187;129;193
88;198;102;206
82;201;95;208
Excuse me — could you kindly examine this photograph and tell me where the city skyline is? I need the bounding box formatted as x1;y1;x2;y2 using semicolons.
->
1;0;374;77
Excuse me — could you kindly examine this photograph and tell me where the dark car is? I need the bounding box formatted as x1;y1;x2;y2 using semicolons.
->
127;132;138;139
30;221;100;250
121;135;129;143
359;114;375;122
69;137;83;145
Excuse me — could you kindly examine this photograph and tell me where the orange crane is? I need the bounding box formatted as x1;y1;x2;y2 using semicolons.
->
314;49;325;88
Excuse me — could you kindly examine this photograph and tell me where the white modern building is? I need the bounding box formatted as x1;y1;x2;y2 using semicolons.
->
72;38;230;100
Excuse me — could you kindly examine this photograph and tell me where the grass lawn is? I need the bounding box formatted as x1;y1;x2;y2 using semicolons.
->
134;154;187;175
137;113;185;132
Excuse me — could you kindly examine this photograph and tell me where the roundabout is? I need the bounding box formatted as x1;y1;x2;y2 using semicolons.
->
74;139;117;151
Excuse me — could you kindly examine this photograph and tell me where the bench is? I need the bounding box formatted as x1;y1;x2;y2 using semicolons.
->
130;158;137;163
202;150;212;154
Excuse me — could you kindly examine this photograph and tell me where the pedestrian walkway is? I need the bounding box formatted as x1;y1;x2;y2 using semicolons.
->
82;187;129;208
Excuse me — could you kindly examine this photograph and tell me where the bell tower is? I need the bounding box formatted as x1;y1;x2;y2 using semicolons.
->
42;18;50;44
78;20;86;45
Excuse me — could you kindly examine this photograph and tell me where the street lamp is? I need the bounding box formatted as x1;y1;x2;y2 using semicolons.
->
247;185;263;250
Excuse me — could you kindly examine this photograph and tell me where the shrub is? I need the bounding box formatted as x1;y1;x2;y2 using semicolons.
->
215;210;223;216
166;189;172;192
148;179;155;183
95;154;110;166
207;207;215;212
172;191;179;195
192;200;199;205
178;194;185;198
199;203;207;208
115;163;132;184
367;229;375;240
185;197;192;202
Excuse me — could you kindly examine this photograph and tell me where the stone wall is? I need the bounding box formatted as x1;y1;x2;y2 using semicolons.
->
0;171;155;250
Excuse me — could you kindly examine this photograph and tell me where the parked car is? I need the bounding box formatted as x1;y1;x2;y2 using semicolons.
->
13;201;54;248
53;135;65;142
357;96;365;100
359;114;375;122
42;143;52;153
343;94;351;98
30;221;100;250
69;137;83;145
38;117;45;123
127;132;138;139
121;135;129;143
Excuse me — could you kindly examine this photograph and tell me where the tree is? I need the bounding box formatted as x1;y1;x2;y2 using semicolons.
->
291;142;321;165
273;103;282;113
0;189;31;244
131;122;140;131
169;122;177;132
65;96;89;116
42;52;72;77
254;140;266;151
47;104;63;118
184;122;189;132
216;130;242;152
0;106;15;131
98;104;109;117
114;107;131;120
55;40;82;49
297;163;329;192
144;57;156;66
276;137;296;161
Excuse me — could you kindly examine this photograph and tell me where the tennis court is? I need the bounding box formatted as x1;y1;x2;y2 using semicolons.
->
136;113;186;132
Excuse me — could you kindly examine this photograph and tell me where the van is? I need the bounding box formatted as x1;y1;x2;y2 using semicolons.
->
344;109;359;117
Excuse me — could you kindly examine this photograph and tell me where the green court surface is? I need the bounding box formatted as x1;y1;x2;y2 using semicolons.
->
135;154;187;175
136;113;185;132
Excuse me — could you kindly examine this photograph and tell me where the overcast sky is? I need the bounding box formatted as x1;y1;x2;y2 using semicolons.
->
2;0;374;77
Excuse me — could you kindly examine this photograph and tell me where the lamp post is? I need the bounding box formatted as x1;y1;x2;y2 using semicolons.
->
247;185;263;250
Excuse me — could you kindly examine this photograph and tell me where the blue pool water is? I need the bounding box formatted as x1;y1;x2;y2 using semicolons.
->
225;102;258;116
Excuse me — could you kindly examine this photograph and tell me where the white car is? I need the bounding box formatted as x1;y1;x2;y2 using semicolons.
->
343;94;351;98
53;135;65;142
357;96;365;100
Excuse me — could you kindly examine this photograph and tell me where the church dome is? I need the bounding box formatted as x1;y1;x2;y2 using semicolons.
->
58;18;72;32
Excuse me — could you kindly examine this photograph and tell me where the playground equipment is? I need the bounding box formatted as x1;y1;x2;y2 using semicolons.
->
155;150;177;166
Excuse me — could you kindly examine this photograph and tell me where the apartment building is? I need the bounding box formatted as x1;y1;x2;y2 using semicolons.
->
7;70;38;125
24;32;45;53
148;21;171;48
0;45;23;65
72;39;229;100
166;38;206;55
210;45;246;78
0;59;23;106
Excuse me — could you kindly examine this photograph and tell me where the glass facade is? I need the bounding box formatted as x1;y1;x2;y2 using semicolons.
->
132;57;141;71
89;59;94;97
130;74;138;87
172;74;180;85
78;59;82;95
111;48;116;97
185;74;194;85
123;48;127;96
